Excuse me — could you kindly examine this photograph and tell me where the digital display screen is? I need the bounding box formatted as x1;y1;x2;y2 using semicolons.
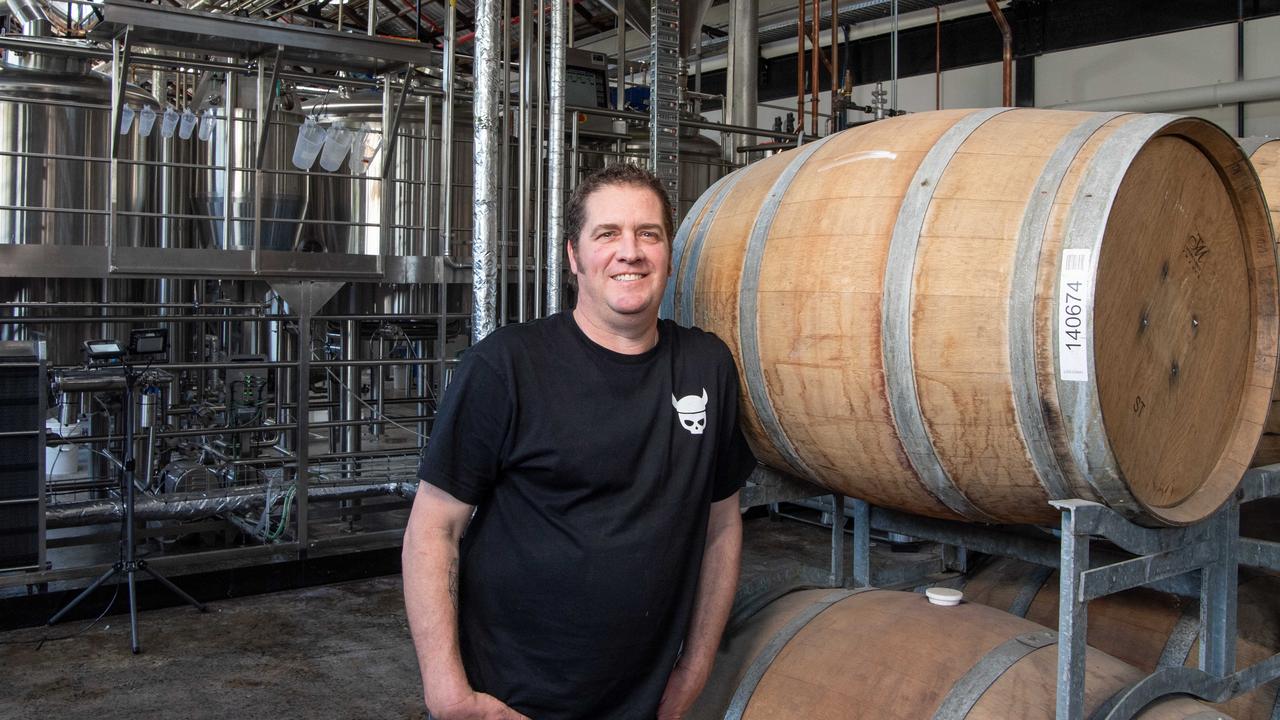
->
86;341;122;355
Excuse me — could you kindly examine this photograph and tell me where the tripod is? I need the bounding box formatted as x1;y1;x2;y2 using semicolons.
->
48;367;207;653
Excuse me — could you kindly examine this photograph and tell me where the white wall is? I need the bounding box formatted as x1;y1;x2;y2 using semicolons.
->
705;14;1280;140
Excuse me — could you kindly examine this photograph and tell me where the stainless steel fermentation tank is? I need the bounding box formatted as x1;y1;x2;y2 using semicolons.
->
0;55;158;247
614;117;725;219
194;74;306;251
303;90;472;259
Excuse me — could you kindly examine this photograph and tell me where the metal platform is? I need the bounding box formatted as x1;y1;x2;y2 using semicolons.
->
0;244;463;283
89;0;431;72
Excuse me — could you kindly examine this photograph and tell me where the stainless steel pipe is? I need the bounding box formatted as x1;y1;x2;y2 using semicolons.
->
546;0;567;314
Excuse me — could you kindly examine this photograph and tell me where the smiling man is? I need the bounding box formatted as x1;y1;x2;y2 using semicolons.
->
402;163;757;720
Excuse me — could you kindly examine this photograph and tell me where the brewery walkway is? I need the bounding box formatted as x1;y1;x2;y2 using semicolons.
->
0;511;947;720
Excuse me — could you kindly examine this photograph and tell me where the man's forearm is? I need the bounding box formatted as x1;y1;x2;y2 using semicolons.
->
403;525;472;710
678;499;744;682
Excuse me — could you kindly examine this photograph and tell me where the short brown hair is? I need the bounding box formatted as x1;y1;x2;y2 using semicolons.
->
565;164;675;253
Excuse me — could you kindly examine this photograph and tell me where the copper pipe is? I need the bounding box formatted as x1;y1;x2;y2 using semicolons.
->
810;0;819;136
797;0;805;133
986;0;1012;107
935;6;941;110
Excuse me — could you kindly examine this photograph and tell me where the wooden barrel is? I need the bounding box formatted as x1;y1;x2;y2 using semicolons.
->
689;587;1232;719
959;557;1280;720
1244;138;1280;467
666;109;1278;526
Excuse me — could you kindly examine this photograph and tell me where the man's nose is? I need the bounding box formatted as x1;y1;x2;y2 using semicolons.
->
616;231;642;261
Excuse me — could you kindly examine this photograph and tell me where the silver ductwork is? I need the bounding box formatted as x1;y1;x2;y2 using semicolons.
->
546;0;567;314
46;481;420;528
471;0;500;341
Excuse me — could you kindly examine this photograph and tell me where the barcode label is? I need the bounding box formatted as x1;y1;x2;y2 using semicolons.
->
1058;249;1091;383
1063;251;1089;274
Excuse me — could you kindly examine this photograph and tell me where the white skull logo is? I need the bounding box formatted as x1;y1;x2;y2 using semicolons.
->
672;388;709;435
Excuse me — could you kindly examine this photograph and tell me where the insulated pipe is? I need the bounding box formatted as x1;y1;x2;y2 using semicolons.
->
45;481;420;528
546;0;567;314
1049;75;1280;113
986;0;1011;107
727;0;758;163
472;0;501;341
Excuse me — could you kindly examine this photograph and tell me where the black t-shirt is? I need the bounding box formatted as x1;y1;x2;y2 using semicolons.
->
418;311;756;719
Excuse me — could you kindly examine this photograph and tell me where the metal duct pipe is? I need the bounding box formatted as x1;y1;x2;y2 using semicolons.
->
726;0;757;162
472;0;501;341
890;0;898;110
615;0;626;109
45;482;419;528
795;0;805;133
985;0;1011;107
546;0;567;314
518;0;533;322
342;319;361;454
1049;75;1280;113
440;0;467;269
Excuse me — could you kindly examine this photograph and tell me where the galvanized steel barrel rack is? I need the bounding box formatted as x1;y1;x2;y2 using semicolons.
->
741;464;1280;720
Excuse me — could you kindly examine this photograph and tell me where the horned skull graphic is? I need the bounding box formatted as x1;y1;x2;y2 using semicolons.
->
672;388;709;435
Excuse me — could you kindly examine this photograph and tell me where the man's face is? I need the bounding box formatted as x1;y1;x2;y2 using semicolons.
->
567;183;671;324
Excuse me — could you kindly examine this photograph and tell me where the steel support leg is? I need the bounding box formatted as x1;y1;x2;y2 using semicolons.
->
829;494;845;587
1200;504;1239;677
851;498;871;588
1056;506;1090;720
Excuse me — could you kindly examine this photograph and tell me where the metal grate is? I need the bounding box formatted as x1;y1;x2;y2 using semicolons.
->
649;0;681;213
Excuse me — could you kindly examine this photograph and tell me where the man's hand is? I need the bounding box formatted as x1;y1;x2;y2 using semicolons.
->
656;660;706;720
431;691;531;720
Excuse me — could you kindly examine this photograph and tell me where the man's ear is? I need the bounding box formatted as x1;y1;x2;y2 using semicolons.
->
566;239;579;275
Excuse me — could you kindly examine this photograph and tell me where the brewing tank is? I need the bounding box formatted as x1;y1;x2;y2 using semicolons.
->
620;116;725;218
194;75;306;251
0;57;158;246
301;90;473;258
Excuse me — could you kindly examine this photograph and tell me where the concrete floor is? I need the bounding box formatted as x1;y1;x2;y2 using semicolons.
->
0;512;947;720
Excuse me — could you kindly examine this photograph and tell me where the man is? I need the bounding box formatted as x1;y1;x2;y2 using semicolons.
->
402;164;756;719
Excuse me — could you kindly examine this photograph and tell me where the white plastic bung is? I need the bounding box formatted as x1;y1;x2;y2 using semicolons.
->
925;587;964;607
